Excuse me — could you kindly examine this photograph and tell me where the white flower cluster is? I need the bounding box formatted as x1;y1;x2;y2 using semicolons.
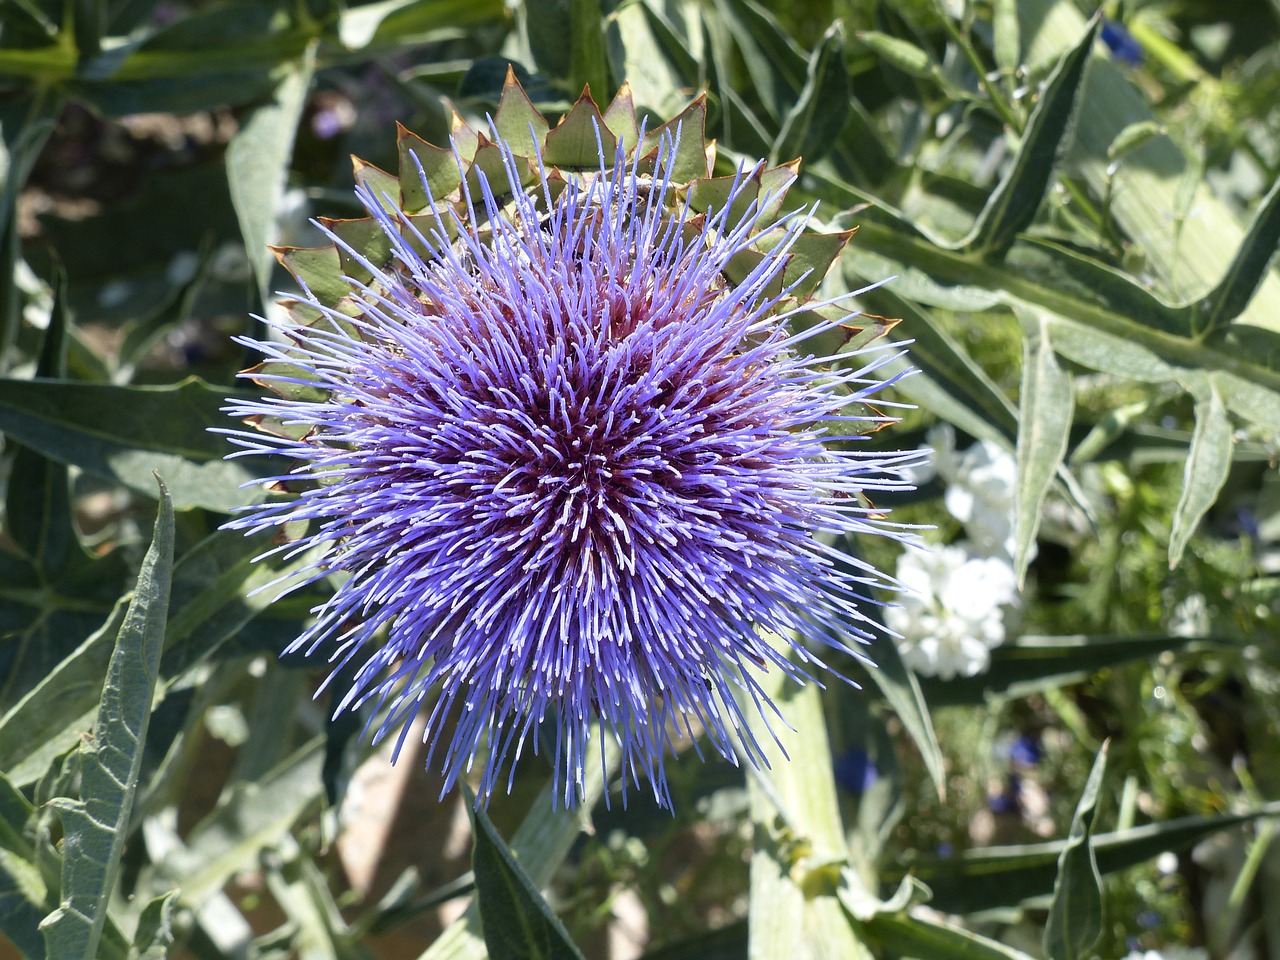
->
888;426;1022;679
1122;948;1209;960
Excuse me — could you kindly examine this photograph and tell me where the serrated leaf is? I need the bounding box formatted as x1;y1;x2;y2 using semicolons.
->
39;481;174;960
465;140;518;200
1014;313;1072;582
754;228;852;302
468;791;586;960
1192;176;1280;332
1043;743;1107;960
0;601;127;790
962;15;1100;257
686;172;762;229
226;46;316;305
0;377;267;512
1169;379;1232;569
772;23;850;164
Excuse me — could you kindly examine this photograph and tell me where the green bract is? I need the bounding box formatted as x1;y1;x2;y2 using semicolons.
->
261;70;896;405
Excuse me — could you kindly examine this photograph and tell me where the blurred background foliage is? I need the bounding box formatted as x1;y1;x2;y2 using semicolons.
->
1;0;1279;958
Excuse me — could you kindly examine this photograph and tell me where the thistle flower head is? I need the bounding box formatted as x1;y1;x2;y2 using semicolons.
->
224;73;921;807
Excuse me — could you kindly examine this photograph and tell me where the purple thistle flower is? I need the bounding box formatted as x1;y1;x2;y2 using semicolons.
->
223;97;921;808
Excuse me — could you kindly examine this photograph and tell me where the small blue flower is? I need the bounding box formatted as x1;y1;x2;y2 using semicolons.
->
223;87;920;808
833;747;880;796
1009;734;1041;767
1101;20;1144;67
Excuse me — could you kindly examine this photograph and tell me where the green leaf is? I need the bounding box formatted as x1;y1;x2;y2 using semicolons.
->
339;0;504;49
0;90;60;247
72;0;105;63
419;737;617;960
744;634;873;960
772;23;850;164
635;921;746;960
602;1;688;120
5;273;72;579
468;791;587;960
39;479;174;960
0;527;294;789
0;600;127;790
569;0;610;99
1043;742;1107;960
891;803;1280;915
714;0;810;125
962;15;1100;257
128;893;176;960
494;77;553;159
0;377;267;512
857;285;1018;447
147;738;324;907
1036;307;1179;383
1106;121;1163;162
992;0;1019;79
856;616;944;796
858;908;1039;960
1168;379;1232;569
226;45;316;305
856;31;934;80
525;0;572;80
275;244;349;308
261;838;353;959
1017;0;1280;331
0;769;52;960
1192;176;1280;333
916;633;1222;708
1014;312;1072;583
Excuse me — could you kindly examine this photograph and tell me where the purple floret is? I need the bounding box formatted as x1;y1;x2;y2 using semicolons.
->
222;131;921;808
